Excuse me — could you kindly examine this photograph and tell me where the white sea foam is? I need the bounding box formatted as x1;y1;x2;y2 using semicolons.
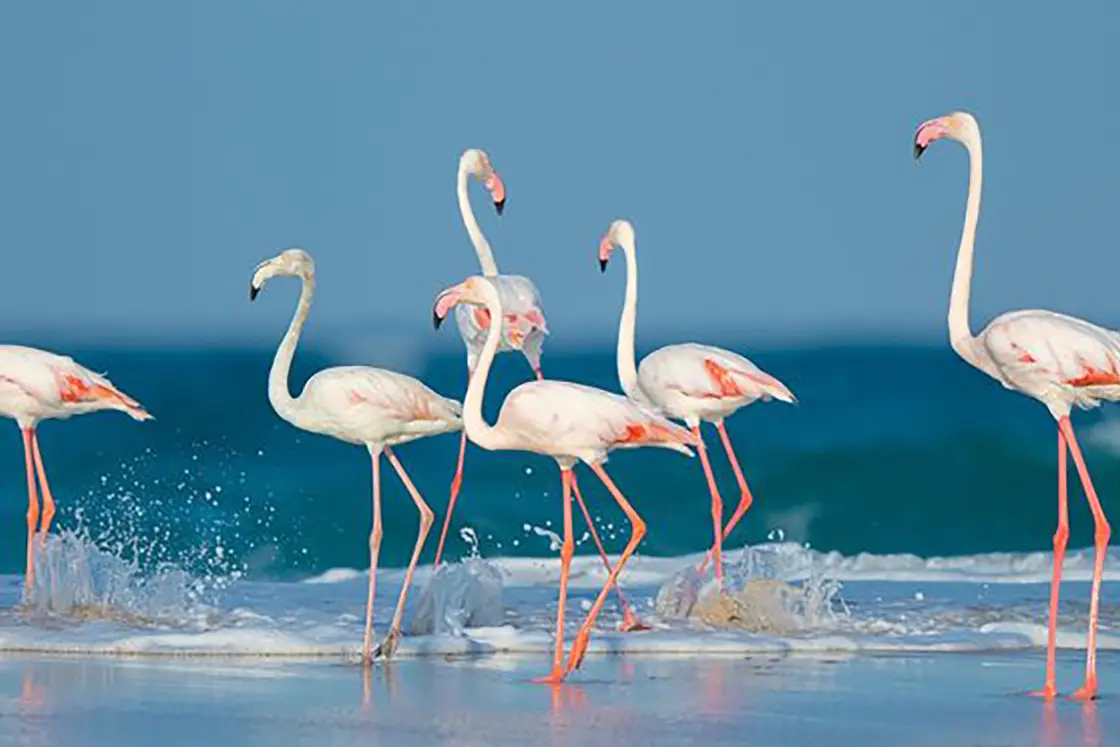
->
0;539;1116;659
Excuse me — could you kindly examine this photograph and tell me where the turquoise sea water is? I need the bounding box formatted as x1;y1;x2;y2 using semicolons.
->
1;340;1115;581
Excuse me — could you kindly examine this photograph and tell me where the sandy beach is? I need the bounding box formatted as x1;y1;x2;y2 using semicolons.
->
0;650;1112;746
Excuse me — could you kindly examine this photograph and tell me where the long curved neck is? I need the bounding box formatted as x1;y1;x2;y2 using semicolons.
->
458;162;499;277
949;133;982;356
269;273;314;423
616;241;641;399
462;285;510;451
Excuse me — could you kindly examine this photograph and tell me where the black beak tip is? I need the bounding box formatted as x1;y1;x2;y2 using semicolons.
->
494;198;505;216
432;312;444;330
913;143;926;161
249;285;259;301
599;258;608;273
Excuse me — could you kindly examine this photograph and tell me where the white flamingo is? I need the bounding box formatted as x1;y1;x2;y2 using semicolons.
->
0;347;150;591
432;275;697;683
433;148;550;566
250;248;462;663
598;219;796;583
915;110;1112;700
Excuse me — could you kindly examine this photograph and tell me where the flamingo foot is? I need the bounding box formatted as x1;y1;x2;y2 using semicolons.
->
1071;679;1098;701
530;666;567;685
618;608;651;632
372;627;401;661
565;631;591;673
1028;685;1058;700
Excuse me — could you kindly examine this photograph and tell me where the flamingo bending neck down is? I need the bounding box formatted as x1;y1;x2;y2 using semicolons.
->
0;346;151;592
432;275;697;683
250;248;462;664
598;219;796;585
436;151;645;628
915;111;1112;701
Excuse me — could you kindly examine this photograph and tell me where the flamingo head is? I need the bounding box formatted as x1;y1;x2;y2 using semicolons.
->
913;111;979;161
249;247;314;301
598;219;635;273
432;276;496;330
461;148;506;215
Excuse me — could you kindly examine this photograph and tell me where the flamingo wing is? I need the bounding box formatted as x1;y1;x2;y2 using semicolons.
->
453;274;549;363
302;366;462;428
0;345;148;419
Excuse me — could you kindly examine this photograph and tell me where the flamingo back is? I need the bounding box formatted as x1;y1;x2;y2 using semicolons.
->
977;310;1120;413
636;343;795;422
454;274;548;371
295;366;462;445
492;379;696;463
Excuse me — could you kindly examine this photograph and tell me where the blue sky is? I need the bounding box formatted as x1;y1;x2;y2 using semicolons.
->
1;2;1118;348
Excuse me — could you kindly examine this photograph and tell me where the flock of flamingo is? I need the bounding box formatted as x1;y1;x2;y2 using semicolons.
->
1;111;1113;696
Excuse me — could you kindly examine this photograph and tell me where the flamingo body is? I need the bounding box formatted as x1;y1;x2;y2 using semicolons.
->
635;343;795;424
453;273;548;373
490;379;694;464
0;345;149;425
970;310;1120;415
290;366;461;446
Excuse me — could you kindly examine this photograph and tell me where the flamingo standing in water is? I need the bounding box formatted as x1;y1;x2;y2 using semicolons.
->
432;275;697;682
250;248;462;663
0;347;151;591
436;149;646;630
598;220;796;584
914;111;1112;700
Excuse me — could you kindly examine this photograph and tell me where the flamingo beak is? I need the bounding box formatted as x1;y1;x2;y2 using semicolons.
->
432;286;463;330
249;284;260;301
598;237;613;273
913;141;926;162
486;173;506;215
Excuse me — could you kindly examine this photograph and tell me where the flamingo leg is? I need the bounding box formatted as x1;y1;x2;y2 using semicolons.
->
1031;427;1069;700
21;428;38;593
533;468;574;684
433;430;467;567
570;472;649;632
697;421;756;576
362;447;385;666
374;448;435;660
564;463;647;675
31;432;55;546
691;425;725;585
1059;417;1111;701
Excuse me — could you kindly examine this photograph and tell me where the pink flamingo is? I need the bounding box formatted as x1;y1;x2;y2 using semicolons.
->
915;110;1112;700
432;275;697;683
598;219;796;584
0;346;151;591
436;149;647;631
250;248;462;663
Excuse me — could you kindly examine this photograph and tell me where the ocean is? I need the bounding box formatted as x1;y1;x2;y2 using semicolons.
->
2;338;1115;582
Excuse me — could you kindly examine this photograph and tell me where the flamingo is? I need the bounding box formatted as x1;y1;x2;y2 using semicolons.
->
914;110;1113;700
432;275;698;682
598;219;796;584
249;247;462;663
436;149;647;630
0;347;151;591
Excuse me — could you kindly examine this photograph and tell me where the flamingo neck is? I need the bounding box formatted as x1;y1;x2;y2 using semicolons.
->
462;281;510;451
616;239;641;399
949;132;983;359
268;272;314;424
458;162;499;277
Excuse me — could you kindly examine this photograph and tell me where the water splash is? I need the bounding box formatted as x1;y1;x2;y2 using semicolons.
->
655;541;849;634
405;526;505;637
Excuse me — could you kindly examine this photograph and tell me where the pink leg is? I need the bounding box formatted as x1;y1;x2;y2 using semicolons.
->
361;447;384;665
570;472;649;632
535;368;544;381
691;425;725;585
31;432;55;546
433;430;467;567
374;448;435;660
21;428;38;593
1031;427;1068;700
714;421;755;541
533;468;575;685
1059;417;1110;701
564;463;647;674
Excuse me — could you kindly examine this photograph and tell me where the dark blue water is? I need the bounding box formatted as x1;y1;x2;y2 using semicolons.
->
1;340;1114;580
